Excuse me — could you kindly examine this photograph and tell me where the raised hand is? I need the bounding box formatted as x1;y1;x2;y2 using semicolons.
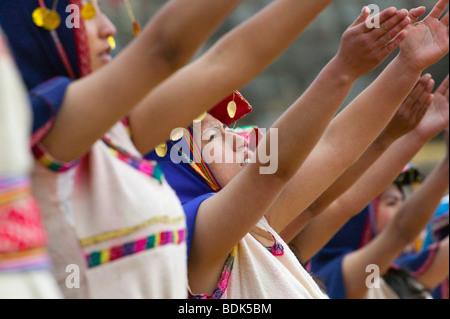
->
415;75;450;140
382;74;435;140
335;7;410;79
399;0;449;72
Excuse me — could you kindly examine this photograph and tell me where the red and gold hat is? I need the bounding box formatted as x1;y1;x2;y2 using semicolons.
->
209;91;253;126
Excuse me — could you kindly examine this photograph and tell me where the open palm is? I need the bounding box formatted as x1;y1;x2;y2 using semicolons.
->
416;75;450;139
400;0;449;71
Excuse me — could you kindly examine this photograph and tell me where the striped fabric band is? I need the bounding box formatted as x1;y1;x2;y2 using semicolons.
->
183;130;221;192
102;137;163;183
0;248;51;272
190;246;237;299
86;228;186;268
79;215;185;247
0;176;31;205
32;143;81;173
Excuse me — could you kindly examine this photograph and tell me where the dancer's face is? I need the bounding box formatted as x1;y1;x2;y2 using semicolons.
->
195;114;254;188
85;0;117;72
376;184;405;233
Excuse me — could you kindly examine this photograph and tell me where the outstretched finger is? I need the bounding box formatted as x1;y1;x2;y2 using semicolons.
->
377;15;410;44
416;95;434;123
374;9;409;40
412;77;436;117
436;75;450;96
409;7;427;24
442;11;449;26
428;0;449;19
404;74;432;110
361;7;397;32
350;6;371;28
378;30;408;58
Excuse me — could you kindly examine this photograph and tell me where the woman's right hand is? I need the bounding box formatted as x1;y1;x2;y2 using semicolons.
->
333;6;410;80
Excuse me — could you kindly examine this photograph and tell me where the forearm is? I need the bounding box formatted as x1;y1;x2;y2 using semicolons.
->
280;136;392;243
289;132;431;264
131;0;334;155
269;56;422;233
311;134;393;218
41;0;242;162
388;159;449;246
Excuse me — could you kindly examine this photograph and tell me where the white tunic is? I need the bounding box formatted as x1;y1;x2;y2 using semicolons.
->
32;121;188;299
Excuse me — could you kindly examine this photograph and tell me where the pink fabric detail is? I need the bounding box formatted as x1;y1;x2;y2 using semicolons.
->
0;195;48;254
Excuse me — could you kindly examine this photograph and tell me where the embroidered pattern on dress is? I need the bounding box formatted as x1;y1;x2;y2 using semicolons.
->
79;216;185;247
102;137;163;183
189;246;238;299
86;228;186;268
0;176;48;255
266;232;285;257
32;143;81;173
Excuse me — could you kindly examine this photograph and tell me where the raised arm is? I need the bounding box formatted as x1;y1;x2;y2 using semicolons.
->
341;145;449;299
264;1;449;234
281;74;435;243
291;75;449;265
186;7;411;295
129;0;336;155
41;0;243;161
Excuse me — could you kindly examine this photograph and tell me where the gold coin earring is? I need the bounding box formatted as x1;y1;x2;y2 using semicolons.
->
32;0;61;31
81;0;96;21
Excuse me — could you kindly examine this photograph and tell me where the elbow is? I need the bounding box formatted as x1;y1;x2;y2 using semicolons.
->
387;218;418;247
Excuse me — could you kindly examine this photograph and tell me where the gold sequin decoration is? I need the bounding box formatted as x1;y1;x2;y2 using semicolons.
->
155;143;168;158
32;7;49;27
81;3;96;20
170;128;185;142
227;101;237;119
42;10;61;31
193;112;207;123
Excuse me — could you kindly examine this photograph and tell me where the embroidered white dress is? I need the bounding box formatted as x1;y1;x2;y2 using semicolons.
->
32;122;188;299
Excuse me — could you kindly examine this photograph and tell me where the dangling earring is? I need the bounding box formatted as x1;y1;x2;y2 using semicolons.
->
124;0;141;36
32;0;61;31
81;0;96;21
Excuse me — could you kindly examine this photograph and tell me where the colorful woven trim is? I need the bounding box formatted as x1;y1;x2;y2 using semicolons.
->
79;215;185;247
266;232;285;257
102;137;164;183
189;246;237;299
183;129;221;192
86;228;186;268
0;248;51;272
0;176;31;205
32;143;81;173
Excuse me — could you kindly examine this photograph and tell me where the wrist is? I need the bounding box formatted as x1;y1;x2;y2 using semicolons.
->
395;53;425;76
327;56;359;84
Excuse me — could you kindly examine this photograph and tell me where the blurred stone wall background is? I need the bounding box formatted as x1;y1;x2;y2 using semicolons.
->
102;0;449;174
